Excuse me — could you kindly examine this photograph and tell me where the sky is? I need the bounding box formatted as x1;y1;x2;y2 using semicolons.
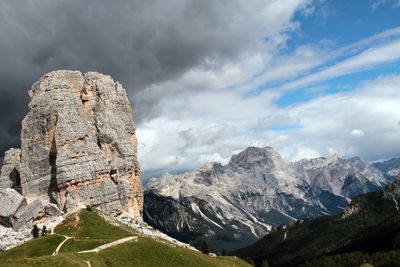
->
0;0;399;181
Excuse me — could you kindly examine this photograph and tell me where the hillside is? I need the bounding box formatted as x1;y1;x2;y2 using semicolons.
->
0;208;250;267
233;178;400;267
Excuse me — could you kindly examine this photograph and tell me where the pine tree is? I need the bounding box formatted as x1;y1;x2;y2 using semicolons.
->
86;205;94;212
201;240;210;254
221;248;228;256
41;225;48;236
31;225;39;238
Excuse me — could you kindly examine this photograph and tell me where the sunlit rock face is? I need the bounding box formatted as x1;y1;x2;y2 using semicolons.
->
0;70;143;229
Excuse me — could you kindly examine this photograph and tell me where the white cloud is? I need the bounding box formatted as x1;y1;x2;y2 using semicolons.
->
272;38;400;93
138;72;400;180
370;0;400;10
370;0;387;11
235;44;331;94
134;7;400;180
284;75;400;160
131;0;316;121
350;129;365;137
235;27;400;95
231;27;400;97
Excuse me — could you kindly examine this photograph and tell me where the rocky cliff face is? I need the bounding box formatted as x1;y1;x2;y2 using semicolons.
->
144;146;388;250
0;70;143;230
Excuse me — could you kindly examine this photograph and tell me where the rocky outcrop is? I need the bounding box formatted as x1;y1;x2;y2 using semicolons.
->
0;70;143;230
383;176;400;212
341;203;360;219
0;149;22;192
0;188;63;230
0;189;27;227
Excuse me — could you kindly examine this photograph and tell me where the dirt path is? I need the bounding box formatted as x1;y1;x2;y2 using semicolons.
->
78;236;137;254
73;212;80;229
52;211;81;256
51;211;135;266
52;235;72;256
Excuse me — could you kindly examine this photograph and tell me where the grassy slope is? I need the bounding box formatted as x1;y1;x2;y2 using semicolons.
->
0;209;250;267
234;190;400;267
55;209;131;239
0;254;88;267
56;209;132;253
0;235;65;259
90;236;249;267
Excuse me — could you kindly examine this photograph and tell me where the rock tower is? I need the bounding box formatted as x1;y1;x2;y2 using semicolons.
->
0;71;143;229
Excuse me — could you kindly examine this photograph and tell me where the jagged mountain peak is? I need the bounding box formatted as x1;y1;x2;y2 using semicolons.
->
228;146;283;168
327;153;342;164
229;146;282;166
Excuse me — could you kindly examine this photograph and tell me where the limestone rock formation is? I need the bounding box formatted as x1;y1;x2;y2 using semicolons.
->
0;70;143;229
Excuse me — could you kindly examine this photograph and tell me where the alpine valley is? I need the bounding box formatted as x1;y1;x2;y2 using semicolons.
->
144;146;399;250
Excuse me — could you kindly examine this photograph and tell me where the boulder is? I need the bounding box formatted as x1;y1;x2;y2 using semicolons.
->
13;200;45;230
0;189;27;227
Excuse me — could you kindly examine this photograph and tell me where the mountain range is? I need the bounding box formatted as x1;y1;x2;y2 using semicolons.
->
144;146;398;250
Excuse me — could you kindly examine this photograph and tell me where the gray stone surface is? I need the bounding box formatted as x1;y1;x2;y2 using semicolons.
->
0;149;22;192
0;225;31;251
0;70;143;229
44;203;62;217
0;189;27;227
13;200;45;230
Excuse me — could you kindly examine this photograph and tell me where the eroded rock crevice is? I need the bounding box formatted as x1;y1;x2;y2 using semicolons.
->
48;134;59;205
9;168;22;195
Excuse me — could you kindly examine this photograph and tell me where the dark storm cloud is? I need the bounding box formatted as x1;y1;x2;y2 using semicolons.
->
0;0;274;154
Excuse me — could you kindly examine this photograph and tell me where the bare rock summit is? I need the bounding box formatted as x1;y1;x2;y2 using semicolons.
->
0;70;143;230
